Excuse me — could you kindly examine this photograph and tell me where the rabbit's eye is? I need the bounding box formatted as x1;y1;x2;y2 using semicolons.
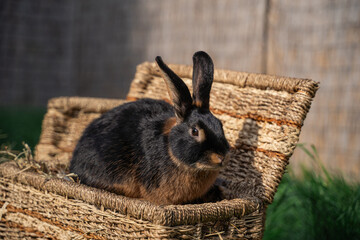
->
189;126;205;142
191;127;199;137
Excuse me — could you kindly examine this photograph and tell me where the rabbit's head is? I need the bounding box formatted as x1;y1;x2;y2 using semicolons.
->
156;51;230;171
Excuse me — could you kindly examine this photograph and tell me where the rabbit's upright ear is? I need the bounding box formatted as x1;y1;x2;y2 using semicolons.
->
156;56;192;121
192;51;214;110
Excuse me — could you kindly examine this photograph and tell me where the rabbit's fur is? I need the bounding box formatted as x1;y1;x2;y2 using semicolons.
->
70;51;230;205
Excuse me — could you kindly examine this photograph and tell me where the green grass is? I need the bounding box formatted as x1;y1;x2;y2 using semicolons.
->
264;144;360;240
1;109;360;239
0;106;46;151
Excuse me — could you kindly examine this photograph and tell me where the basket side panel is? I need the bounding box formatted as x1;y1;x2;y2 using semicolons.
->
0;176;264;239
35;97;127;168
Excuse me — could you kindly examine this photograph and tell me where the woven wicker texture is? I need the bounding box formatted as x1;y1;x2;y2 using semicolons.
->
35;97;128;170
0;163;264;239
1;62;317;239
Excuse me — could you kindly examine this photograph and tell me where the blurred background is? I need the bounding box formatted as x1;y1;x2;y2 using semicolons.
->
0;1;359;238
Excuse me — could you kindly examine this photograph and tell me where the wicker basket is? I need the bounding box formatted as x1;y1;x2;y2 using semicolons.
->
0;62;318;239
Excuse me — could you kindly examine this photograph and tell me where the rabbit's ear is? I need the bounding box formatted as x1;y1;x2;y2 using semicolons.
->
156;56;192;121
192;51;214;109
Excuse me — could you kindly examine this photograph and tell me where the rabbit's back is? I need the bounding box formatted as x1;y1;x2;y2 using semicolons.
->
70;98;174;195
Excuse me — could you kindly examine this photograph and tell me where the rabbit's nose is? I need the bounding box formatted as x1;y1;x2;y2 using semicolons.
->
210;153;225;166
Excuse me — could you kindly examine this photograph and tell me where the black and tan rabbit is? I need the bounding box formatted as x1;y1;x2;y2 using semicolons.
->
70;51;230;205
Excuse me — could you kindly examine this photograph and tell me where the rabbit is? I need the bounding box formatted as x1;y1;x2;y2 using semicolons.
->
69;51;230;205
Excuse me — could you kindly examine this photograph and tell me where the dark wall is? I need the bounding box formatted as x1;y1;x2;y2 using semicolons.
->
1;1;77;105
0;0;267;106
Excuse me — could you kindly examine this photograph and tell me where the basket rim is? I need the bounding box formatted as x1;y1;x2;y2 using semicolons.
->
130;61;319;98
0;163;262;226
45;96;128;113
